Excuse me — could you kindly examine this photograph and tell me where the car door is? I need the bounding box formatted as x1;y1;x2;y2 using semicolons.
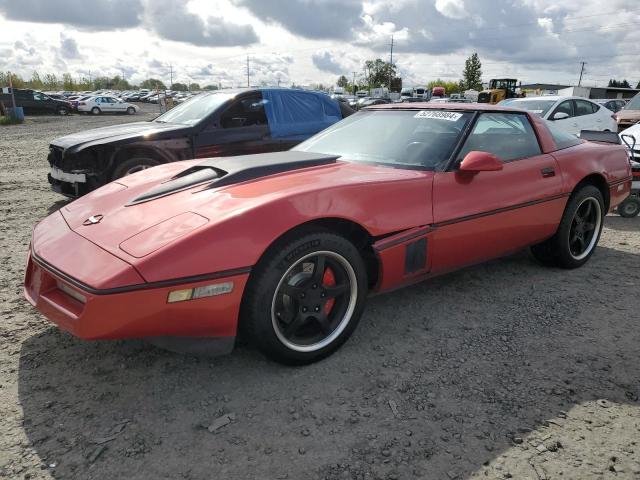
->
548;100;579;135
193;92;276;158
431;112;564;273
574;99;601;131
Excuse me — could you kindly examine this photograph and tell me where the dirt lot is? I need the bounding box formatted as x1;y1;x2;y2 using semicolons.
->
1;107;639;480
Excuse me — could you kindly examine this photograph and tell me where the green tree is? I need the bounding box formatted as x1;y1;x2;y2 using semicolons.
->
636;80;640;89
461;52;482;91
30;71;44;90
1;71;26;88
62;73;75;91
426;79;463;95
364;58;398;88
43;73;59;90
336;75;349;88
171;82;188;91
140;78;167;90
203;84;219;90
189;82;201;91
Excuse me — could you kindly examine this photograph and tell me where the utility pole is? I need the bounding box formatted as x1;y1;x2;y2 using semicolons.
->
388;35;394;92
352;71;357;95
246;56;250;87
578;61;586;87
169;64;173;89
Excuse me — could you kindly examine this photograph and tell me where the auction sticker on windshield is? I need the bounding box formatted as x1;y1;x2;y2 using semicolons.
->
414;111;463;121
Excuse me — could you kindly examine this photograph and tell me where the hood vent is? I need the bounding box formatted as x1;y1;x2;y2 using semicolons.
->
127;151;339;206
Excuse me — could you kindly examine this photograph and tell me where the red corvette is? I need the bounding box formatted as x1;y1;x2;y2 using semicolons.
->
24;104;631;364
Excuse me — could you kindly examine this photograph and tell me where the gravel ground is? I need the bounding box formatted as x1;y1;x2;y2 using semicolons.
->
1;107;639;480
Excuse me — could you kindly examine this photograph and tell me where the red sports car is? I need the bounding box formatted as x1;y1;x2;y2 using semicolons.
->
24;104;632;364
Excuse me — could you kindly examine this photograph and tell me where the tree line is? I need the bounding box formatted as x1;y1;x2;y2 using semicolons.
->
0;71;219;92
335;52;484;95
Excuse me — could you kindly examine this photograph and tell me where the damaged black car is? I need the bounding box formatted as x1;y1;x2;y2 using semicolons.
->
47;88;353;197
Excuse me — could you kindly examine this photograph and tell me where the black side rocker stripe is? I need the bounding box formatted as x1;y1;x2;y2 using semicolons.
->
32;252;251;296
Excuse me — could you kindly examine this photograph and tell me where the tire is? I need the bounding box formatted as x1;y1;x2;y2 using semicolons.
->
240;230;368;364
91;107;101;115
618;196;640;218
111;157;160;180
57;106;69;116
126;107;135;115
530;185;604;269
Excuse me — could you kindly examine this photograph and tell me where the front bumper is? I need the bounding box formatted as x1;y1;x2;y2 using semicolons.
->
24;250;249;346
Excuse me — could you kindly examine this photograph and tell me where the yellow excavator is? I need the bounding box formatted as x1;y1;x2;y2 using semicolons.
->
477;78;521;104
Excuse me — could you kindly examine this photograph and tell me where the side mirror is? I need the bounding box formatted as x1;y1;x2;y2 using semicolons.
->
552;112;570;120
459;151;503;173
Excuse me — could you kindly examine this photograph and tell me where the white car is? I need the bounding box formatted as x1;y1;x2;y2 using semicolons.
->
506;96;617;136
77;96;138;115
620;123;640;162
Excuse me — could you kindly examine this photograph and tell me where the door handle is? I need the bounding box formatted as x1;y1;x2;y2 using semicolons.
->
541;167;555;178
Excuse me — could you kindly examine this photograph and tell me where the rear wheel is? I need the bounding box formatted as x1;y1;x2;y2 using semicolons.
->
618;196;640;218
241;231;368;364
56;106;69;116
531;185;604;268
91;107;101;115
126;107;135;115
111;157;160;179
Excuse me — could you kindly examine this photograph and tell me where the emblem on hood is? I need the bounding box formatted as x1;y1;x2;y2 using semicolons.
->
83;214;104;225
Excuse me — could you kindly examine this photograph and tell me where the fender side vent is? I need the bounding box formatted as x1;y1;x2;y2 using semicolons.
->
405;238;427;274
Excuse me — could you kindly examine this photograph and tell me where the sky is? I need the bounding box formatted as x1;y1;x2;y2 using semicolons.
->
0;0;638;89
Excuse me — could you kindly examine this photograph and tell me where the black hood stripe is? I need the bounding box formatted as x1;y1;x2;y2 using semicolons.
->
127;151;339;206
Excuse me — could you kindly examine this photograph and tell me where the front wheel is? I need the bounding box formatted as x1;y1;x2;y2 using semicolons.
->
531;185;604;269
126;107;135;115
241;231;368;364
57;106;69;116
111;157;160;179
618;196;640;218
91;107;101;115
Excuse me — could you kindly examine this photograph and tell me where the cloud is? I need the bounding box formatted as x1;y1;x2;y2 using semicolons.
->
233;0;365;39
0;0;143;30
312;51;348;74
146;0;258;47
59;34;81;59
357;0;630;66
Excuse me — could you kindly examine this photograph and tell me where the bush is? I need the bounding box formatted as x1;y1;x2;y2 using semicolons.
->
0;115;23;125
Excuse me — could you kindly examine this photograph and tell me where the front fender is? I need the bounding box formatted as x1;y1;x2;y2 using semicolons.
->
132;172;434;283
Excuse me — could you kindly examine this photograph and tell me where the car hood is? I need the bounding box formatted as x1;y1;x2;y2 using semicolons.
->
50;121;187;150
58;151;430;279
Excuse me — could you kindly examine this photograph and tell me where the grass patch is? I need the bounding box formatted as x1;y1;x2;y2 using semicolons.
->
0;115;24;125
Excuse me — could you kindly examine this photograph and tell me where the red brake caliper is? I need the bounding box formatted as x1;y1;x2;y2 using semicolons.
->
322;268;336;314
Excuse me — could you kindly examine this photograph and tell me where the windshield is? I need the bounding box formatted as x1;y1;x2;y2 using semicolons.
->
293;110;472;170
509;99;557;116
154;92;233;125
625;93;640;110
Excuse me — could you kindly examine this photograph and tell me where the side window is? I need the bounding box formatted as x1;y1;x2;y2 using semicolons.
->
551;100;573;119
33;92;46;101
575;99;596;116
545;120;582;149
219;94;267;128
458;113;541;162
